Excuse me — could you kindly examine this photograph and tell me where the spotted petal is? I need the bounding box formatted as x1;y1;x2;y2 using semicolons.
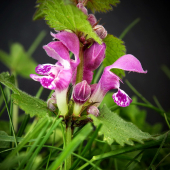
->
112;89;132;107
30;74;56;90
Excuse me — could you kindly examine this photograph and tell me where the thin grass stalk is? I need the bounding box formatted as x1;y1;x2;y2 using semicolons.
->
0;84;18;149
125;80;151;105
24;118;62;170
27;30;46;56
147;132;168;169
70;124;102;170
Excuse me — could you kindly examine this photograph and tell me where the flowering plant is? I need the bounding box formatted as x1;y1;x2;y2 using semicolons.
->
0;0;170;170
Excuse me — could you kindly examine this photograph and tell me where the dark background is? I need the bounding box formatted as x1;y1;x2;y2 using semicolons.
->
0;0;170;129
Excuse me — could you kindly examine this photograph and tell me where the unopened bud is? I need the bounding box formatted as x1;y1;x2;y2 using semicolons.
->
47;93;57;111
87;106;99;117
77;3;88;15
94;25;107;39
73;80;91;104
88;14;97;26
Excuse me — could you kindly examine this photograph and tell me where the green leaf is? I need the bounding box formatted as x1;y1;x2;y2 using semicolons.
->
0;131;10;148
103;34;126;78
0;43;37;78
0;121;10;135
35;0;102;44
0;72;52;118
100;92;116;108
48;123;93;170
10;43;37;78
119;97;162;134
86;0;120;12
89;105;151;146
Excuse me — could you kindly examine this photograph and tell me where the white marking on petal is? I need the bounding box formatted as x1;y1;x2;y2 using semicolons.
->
112;89;132;107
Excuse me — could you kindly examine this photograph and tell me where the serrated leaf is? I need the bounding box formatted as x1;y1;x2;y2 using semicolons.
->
35;0;102;44
33;0;46;20
103;34;126;78
0;72;51;118
89;105;151;146
119;97;162;134
86;0;120;12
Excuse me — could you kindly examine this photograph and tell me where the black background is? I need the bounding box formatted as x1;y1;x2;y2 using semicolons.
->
0;0;170;129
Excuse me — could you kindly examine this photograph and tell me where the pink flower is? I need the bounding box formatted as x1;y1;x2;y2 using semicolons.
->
90;54;147;107
30;31;80;116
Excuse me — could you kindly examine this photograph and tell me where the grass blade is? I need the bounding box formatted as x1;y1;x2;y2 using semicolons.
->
119;18;140;39
48;123;93;170
27;30;46;56
147;132;168;169
24;118;62;170
70;124;102;170
125;80;151;105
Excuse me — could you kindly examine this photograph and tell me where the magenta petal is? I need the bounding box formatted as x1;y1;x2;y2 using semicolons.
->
98;70;121;93
109;54;147;73
55;68;72;92
83;68;93;84
43;41;70;67
73;80;91;104
112;89;132;107
84;42;106;70
30;74;56;90
35;64;54;75
89;71;120;107
51;31;80;68
30;74;41;81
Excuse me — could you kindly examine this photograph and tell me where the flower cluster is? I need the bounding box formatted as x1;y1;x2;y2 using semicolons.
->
30;2;147;118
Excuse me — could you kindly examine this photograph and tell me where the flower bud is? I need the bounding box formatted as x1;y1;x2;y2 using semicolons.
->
87;106;99;117
73;80;91;104
88;14;97;26
47;93;56;111
94;25;107;39
77;3;88;15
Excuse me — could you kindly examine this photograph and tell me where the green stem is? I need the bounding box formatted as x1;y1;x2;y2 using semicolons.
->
11;71;19;132
93;64;104;84
76;46;84;84
125;80;152;105
65;124;72;170
27;30;46;56
119;18;140;39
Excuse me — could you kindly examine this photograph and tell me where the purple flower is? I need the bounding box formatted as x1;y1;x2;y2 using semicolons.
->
30;31;80;116
90;54;147;107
